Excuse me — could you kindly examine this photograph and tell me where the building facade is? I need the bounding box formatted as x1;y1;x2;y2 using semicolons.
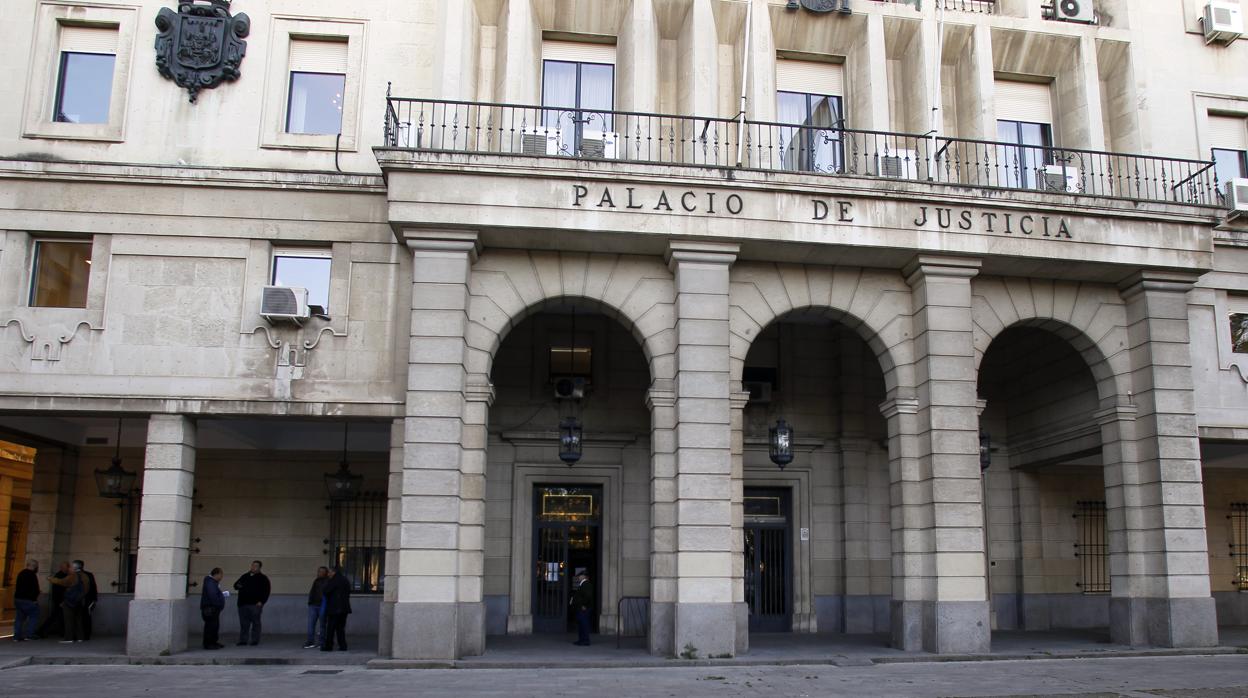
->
1;0;1247;660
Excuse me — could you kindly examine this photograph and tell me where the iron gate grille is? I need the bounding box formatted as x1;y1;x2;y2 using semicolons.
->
1074;500;1109;594
1231;503;1248;590
113;494;140;593
745;527;788;617
326;494;385;593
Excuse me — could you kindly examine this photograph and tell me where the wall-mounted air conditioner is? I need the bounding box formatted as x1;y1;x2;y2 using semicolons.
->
1226;178;1248;220
869;149;920;180
1042;164;1082;193
520;127;562;156
743;381;773;404
1204;1;1244;45
1049;0;1096;23
579;130;619;159
553;376;587;400
261;286;310;324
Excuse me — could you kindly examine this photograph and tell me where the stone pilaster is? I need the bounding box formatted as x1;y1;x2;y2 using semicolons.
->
728;387;751;649
1108;273;1218;647
379;418;403;657
647;384;676;656
880;394;923;651
901;255;990;654
127;414;195;657
392;229;483;660
666;241;738;659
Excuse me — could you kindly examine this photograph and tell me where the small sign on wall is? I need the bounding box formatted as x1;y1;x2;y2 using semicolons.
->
800;527;809;542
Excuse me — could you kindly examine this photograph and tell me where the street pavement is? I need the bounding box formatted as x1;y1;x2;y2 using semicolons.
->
2;653;1247;697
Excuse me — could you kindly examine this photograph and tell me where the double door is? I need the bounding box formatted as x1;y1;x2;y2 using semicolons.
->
532;485;601;634
744;488;792;633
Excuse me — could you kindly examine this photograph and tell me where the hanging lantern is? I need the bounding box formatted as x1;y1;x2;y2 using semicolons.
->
94;418;137;498
325;423;363;500
769;418;794;469
979;431;992;471
559;417;583;466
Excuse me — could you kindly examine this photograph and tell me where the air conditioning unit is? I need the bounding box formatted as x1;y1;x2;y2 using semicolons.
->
261;286;310;324
1042;164;1082;193
579;130;619;159
743;380;773;404
553;376;587;400
1050;0;1096;23
520;127;562;156
869;149;920;179
1226;178;1248;220
1203;1;1244;45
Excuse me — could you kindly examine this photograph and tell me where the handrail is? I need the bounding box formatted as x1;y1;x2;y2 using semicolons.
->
382;96;1221;207
616;595;649;648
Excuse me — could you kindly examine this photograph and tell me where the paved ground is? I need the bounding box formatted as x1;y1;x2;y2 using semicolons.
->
2;654;1247;697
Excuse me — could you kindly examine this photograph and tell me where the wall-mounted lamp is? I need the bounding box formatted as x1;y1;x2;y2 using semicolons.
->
559;417;583;466
769;418;794;470
325;422;363;500
94;418;137;498
979;431;992;471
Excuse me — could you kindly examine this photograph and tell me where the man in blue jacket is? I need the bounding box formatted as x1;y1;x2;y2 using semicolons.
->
200;567;225;650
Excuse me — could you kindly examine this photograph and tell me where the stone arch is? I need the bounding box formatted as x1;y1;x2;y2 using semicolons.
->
971;277;1130;404
728;262;915;394
464;249;677;386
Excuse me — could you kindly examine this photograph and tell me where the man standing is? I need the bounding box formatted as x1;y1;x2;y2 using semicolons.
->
36;561;69;639
13;560;40;642
569;570;594;646
72;560;98;641
233;560;271;646
48;561;87;643
303;566;329;649
200;567;226;650
320;566;351;652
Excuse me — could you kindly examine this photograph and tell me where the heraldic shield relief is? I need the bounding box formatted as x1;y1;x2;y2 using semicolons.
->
155;0;250;103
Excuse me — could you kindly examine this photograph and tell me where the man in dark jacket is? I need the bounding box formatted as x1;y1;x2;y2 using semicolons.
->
569;570;594;646
233;560;271;646
200;567;225;649
73;560;98;641
320;566;352;652
14;559;40;642
303;566;329;648
36;561;69;638
47;562;87;643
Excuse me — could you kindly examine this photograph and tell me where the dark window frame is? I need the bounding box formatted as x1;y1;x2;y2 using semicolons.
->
53;50;115;124
777;90;845;174
29;238;92;309
540;58;615;154
1074;500;1109;595
285;70;347;135
996;118;1056;190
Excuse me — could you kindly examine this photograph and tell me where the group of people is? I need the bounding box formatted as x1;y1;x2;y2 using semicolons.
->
12;559;99;643
198;560;352;651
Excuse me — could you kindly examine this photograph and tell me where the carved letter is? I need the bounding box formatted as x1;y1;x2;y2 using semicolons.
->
914;207;928;227
1057;219;1073;239
936;208;952;229
597;188;616;208
838;201;854;222
654;192;673;211
573;185;588;207
626;187;644;209
1003;213;1014;234
707;192;717;214
726;194;744;215
959;210;973;231
980;212;997;232
1041;216;1051;237
1020;215;1034;235
681;191;698;212
813;200;829;221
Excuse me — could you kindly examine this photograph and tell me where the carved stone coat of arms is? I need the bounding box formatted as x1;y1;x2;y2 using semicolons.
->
154;0;250;103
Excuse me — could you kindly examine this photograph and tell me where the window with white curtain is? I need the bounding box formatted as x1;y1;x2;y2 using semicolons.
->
540;41;615;155
994;80;1056;190
776;59;844;173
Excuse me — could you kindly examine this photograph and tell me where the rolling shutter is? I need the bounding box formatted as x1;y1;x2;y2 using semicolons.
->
542;40;616;65
1209;115;1248;151
776;59;844;97
289;38;349;74
995;80;1053;124
59;25;118;55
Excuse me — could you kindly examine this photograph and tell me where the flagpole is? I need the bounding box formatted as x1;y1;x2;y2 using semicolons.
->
736;0;754;167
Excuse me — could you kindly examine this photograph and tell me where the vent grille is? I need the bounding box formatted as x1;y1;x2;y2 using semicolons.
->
581;137;606;158
262;286;298;315
1217;6;1234;24
522;132;551;155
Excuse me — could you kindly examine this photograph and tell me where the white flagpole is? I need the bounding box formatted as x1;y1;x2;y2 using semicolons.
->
736;0;754;167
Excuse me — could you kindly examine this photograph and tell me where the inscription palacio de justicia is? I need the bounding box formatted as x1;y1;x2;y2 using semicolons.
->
569;184;1076;240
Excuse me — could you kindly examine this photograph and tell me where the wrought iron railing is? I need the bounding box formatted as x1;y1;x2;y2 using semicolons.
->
384;97;1220;207
872;0;996;12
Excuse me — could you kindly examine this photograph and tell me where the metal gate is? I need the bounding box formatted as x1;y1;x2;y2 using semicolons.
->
532;485;601;634
744;488;791;632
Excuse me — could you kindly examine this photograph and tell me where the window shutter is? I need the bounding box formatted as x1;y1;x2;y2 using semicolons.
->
59;25;118;55
289;38;349;74
1209;115;1248;151
776;59;844;97
542;40;616;65
995;80;1054;124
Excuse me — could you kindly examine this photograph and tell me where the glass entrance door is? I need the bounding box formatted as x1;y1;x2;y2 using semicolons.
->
744;488;791;633
532;485;601;634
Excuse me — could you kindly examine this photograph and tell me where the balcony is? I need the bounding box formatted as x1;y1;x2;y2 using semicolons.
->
872;0;996;12
383;98;1220;208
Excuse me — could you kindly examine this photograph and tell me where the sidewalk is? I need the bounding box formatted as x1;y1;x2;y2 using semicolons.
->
3;628;1243;670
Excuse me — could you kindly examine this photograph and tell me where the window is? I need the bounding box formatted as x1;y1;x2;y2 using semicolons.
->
1231;313;1248;354
549;343;592;379
285;39;347;135
995;80;1056;190
271;248;332;312
30;239;91;308
328;494;385;593
776;59;845;173
54;27;117;124
1232;503;1248;590
1209;115;1248;193
541;41;615;156
1074;500;1109;594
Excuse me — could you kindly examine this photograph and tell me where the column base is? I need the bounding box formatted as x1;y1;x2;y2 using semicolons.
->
674;602;737;659
649;601;674;657
1111;597;1219;648
391;601;485;659
378;601;395;657
890;600;923;651
892;600;991;654
734;601;749;655
125;599;187;657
